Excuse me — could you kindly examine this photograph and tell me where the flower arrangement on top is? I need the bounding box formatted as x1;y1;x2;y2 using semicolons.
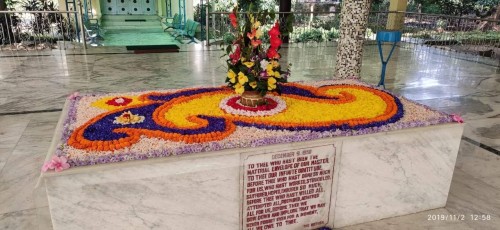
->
224;3;292;106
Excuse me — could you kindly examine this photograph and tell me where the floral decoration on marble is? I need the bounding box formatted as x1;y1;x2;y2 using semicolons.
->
113;111;145;125
57;79;454;168
42;155;70;172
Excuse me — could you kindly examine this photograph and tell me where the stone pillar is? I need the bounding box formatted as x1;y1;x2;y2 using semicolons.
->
334;0;372;79
386;0;408;30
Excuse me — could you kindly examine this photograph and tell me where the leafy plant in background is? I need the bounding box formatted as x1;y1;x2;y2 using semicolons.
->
21;0;75;41
326;28;339;41
294;28;324;43
0;0;20;44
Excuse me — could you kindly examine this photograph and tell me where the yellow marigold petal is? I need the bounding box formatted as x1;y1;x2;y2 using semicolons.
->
243;62;255;68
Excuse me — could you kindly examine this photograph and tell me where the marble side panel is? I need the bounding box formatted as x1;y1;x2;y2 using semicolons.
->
333;124;464;228
45;153;241;230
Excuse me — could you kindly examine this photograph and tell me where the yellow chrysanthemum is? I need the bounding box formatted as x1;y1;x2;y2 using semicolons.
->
243;61;255;68
274;71;281;78
227;69;236;83
266;63;274;76
249;81;257;88
235;83;245;94
268;77;277;90
238;72;249;84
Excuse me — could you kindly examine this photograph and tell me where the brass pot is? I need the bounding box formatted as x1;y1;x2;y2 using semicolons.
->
240;91;265;107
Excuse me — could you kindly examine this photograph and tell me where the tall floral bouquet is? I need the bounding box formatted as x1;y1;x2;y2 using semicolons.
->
225;5;292;96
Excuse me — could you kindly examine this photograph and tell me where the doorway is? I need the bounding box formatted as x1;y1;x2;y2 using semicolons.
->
102;0;156;15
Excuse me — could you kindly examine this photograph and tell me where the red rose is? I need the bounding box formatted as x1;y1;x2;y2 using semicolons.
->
268;22;280;37
229;13;237;28
267;48;280;59
270;36;282;49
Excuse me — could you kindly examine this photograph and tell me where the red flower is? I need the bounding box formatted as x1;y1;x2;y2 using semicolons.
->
267;48;280;59
251;39;262;48
229;45;241;64
106;97;133;106
268;22;281;37
270;36;282;49
229;13;238;28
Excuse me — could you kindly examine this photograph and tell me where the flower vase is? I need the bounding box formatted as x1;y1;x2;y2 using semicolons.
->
240;91;265;107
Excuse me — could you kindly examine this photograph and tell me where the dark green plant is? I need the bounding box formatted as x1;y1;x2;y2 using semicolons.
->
326;29;339;41
0;0;20;44
295;29;324;43
223;32;236;44
21;0;75;41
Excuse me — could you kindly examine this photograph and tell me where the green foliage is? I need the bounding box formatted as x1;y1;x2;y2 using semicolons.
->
311;17;340;31
435;19;448;28
294;28;324;43
326;28;339;40
223;32;236;44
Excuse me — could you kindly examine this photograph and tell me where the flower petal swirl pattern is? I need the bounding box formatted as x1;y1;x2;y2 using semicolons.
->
68;83;404;151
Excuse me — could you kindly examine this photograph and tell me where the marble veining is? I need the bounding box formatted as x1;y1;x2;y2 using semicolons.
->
45;154;240;230
334;125;463;227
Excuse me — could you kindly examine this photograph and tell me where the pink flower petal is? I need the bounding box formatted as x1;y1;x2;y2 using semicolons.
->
62;162;70;170
59;156;68;164
41;162;52;172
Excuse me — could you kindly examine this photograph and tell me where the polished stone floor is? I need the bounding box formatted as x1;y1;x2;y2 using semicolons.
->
0;43;499;229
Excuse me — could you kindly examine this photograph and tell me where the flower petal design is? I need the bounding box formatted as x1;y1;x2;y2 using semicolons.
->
67;83;405;151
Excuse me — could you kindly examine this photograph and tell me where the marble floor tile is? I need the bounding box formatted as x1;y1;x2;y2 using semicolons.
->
455;141;500;190
462;118;500;151
446;169;500;230
0;208;37;230
0;206;51;230
0;173;41;215
0;115;31;172
0;112;59;214
336;208;473;230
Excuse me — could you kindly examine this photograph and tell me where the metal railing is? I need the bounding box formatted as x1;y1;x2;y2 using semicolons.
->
206;11;341;46
0;10;83;51
206;10;500;59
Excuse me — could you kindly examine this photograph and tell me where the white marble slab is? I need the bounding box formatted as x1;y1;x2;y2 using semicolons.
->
333;124;464;227
41;124;463;229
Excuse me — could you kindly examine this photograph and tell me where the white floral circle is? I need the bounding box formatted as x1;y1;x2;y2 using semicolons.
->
219;94;287;117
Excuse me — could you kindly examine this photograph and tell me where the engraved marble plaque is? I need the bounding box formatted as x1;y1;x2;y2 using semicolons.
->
241;145;336;230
